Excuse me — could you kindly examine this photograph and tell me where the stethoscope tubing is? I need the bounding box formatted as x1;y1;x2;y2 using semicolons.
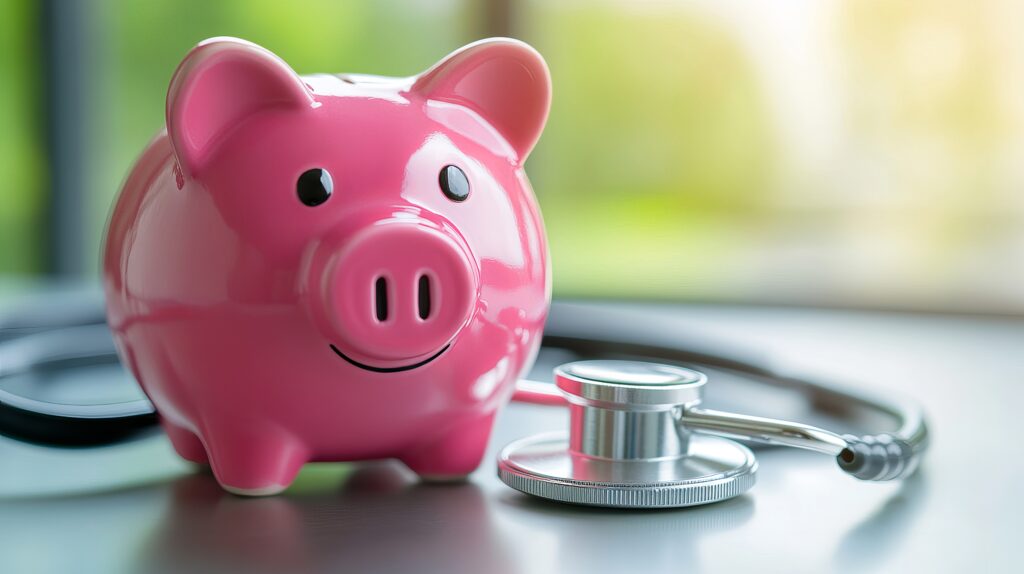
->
0;304;927;480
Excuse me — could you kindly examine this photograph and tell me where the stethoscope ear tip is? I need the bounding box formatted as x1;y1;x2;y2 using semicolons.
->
836;433;924;481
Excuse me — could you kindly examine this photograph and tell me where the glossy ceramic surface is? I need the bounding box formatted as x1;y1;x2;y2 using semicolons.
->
102;37;552;495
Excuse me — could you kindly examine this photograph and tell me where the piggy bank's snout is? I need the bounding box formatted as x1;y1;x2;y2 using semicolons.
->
309;223;477;364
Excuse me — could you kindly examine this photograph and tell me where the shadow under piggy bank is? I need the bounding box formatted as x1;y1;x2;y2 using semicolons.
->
137;462;516;574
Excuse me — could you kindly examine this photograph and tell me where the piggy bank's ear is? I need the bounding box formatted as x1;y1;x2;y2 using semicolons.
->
167;38;314;176
412;38;551;162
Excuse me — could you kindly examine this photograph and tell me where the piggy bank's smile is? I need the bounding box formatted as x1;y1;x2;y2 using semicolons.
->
329;344;450;373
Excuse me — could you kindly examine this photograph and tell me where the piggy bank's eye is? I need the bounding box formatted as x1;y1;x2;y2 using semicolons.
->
297;168;333;207
439;165;469;202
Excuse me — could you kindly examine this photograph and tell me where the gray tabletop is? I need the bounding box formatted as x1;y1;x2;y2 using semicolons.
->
1;297;1020;573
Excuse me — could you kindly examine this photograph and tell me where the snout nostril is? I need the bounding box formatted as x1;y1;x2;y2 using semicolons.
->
417;275;432;320
374;277;388;322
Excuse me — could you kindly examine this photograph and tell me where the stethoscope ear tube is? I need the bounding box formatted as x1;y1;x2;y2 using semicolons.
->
0;301;928;485
0;324;158;447
0;391;157;447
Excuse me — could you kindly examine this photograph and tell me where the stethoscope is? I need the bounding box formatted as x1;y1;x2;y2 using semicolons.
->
0;294;928;509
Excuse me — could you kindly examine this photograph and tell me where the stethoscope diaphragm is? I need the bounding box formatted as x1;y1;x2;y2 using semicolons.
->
498;360;758;508
498;431;757;508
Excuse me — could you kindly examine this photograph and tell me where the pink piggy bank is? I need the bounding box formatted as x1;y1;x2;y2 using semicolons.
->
103;37;551;495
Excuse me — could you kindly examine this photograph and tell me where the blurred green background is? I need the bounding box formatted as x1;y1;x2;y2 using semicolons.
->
2;0;1022;313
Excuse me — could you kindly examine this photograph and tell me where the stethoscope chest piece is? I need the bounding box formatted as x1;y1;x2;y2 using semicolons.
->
498;360;757;508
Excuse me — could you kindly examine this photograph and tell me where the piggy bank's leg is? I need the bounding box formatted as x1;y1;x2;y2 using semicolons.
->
161;420;209;465
203;425;309;496
400;413;496;482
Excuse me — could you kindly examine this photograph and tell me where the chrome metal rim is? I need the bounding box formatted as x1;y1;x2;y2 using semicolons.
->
497;432;757;509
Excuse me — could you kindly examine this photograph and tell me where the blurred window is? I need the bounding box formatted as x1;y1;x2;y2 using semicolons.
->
1;0;1022;314
0;1;44;274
